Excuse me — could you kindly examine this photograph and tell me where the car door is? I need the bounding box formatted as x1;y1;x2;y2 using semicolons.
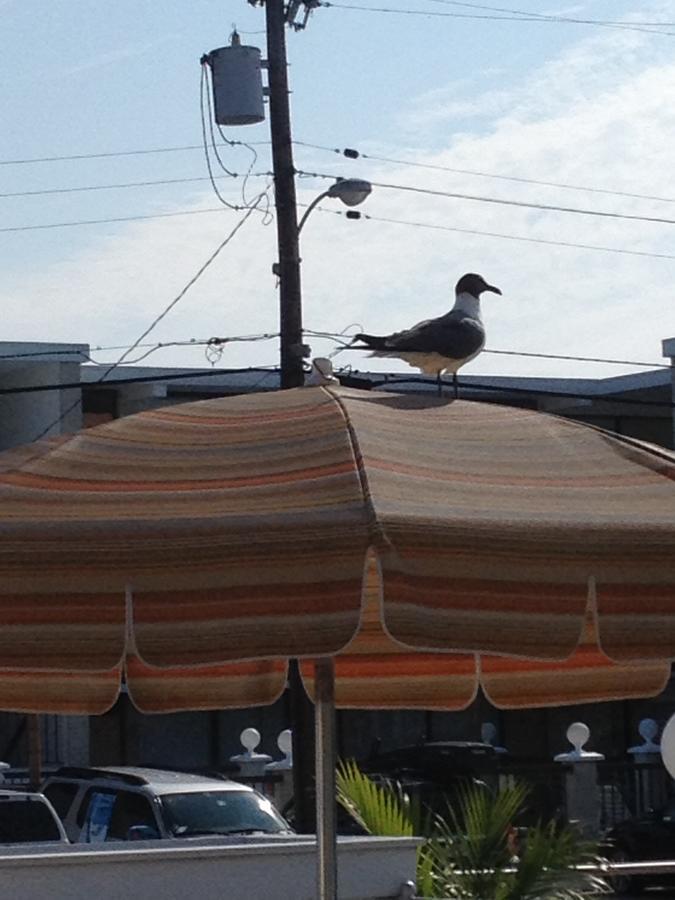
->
78;788;159;842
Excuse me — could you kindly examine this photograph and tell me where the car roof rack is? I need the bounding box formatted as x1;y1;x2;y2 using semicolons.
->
51;766;149;787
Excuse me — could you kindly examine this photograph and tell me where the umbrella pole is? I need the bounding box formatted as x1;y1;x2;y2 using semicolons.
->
315;657;338;900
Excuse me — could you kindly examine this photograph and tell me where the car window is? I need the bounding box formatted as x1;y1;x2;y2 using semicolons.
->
159;790;288;836
43;782;79;820
79;789;116;841
0;797;63;843
79;788;157;842
107;791;157;840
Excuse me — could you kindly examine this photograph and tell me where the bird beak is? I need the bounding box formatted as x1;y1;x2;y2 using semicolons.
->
485;284;502;295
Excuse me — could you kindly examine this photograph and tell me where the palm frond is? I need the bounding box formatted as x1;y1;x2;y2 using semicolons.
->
335;762;607;900
336;758;414;837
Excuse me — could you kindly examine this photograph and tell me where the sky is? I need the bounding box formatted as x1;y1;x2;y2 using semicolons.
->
3;1;675;381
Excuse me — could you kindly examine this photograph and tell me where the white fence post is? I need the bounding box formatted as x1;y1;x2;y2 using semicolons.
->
265;729;294;812
554;722;604;837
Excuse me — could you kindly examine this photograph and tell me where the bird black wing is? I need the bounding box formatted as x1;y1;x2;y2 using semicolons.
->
370;311;485;360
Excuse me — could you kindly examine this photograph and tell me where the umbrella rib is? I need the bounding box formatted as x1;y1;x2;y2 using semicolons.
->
321;386;389;554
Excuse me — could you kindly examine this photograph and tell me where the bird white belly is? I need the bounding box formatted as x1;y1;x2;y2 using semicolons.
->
369;349;481;375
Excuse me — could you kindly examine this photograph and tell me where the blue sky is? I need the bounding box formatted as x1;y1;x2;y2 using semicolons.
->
3;1;675;379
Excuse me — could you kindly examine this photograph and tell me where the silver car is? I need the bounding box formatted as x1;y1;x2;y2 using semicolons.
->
41;766;292;843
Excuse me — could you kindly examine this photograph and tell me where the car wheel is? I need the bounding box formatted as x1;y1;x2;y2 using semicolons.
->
607;845;638;896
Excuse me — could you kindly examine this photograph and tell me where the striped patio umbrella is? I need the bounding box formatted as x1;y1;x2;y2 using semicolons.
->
1;384;674;898
0;384;673;713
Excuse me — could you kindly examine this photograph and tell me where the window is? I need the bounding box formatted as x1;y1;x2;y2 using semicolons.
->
159;790;288;837
107;791;157;840
79;788;157;841
0;798;62;842
43;782;79;820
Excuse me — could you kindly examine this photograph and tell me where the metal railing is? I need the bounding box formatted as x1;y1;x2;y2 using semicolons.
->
597;759;673;830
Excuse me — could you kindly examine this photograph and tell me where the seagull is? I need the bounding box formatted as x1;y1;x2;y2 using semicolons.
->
353;272;502;396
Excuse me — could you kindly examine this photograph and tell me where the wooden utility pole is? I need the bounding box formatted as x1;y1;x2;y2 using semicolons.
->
265;0;304;389
264;0;316;834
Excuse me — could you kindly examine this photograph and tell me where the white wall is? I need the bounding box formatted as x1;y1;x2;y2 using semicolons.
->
0;836;418;900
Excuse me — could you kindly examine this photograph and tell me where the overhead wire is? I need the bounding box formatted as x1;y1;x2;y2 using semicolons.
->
319;1;675;36
198;55;270;215
199;63;239;209
3;334;665;374
0;367;281;397
298;168;675;226
6;189;675;259
481;348;672;370
0;142;271;167
96;200;265;378
5;142;671;207
0;173;272;200
308;204;675;261
29;197;267;441
1;207;246;234
306;329;672;371
293;140;675;205
426;0;675;32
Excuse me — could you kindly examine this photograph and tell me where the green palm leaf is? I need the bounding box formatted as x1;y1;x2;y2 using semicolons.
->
336;761;608;900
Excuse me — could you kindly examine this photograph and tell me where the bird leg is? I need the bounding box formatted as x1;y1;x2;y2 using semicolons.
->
453;372;459;399
436;371;443;397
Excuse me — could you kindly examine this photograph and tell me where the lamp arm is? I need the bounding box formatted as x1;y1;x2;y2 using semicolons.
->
298;189;330;235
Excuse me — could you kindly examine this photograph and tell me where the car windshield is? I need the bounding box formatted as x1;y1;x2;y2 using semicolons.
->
159;790;290;837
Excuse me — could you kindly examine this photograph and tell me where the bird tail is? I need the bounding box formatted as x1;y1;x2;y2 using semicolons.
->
353;333;388;350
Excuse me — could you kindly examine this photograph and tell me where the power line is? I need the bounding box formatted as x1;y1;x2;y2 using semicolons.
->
293;141;675;205
0;206;241;234
10;151;672;206
314;329;672;370
1;333;667;374
6;189;674;260
0;367;281;397
302;200;675;259
320;1;675;36
0;142;271;167
482;348;671;370
299;169;675;226
29;199;265;441
97;202;264;380
427;0;675;30
0;173;271;199
6;138;673;209
348;208;675;261
0;337;280;364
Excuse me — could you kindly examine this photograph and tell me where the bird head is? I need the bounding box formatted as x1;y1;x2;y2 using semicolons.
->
455;273;502;298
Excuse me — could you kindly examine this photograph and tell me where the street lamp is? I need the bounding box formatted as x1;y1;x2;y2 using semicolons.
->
298;178;373;233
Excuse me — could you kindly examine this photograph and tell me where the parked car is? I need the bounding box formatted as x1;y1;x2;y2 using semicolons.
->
362;740;498;785
284;741;499;835
603;798;675;894
0;790;68;845
41;766;292;843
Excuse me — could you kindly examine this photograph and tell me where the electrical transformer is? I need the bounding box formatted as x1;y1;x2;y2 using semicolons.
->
204;33;264;126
